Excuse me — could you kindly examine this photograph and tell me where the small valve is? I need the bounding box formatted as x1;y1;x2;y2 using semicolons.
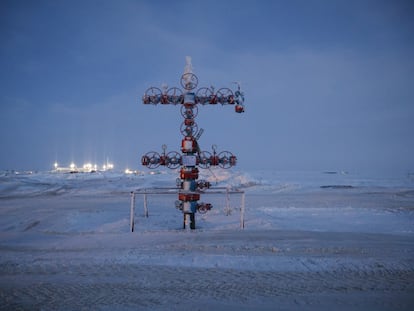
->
235;104;244;113
175;200;183;211
197;202;212;214
197;180;211;190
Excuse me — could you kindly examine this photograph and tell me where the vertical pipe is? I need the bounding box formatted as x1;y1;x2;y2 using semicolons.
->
183;213;189;229
130;191;135;232
225;187;230;216
240;192;245;229
190;213;195;230
144;192;148;218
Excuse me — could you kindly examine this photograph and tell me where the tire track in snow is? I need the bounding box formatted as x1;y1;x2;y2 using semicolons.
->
1;263;413;310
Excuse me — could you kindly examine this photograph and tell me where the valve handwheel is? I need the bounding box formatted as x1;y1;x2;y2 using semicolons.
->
167;151;181;169
196;87;213;105
180;104;198;118
198;151;212;169
167;87;183;105
180;121;198;137
218;151;234;169
145;87;162;104
216;88;234;105
198;205;208;214
180;73;199;90
144;151;161;168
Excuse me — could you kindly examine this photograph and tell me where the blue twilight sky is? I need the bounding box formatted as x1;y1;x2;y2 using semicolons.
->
1;0;413;173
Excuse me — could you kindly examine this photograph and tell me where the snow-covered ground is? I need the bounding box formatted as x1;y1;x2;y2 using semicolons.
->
0;169;413;310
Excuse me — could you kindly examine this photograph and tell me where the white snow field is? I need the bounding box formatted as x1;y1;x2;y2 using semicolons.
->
0;169;413;310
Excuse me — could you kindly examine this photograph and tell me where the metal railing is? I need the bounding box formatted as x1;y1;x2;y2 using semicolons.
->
130;187;245;232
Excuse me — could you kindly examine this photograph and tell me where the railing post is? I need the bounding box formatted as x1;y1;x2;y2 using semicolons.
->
225;187;231;216
240;192;245;229
130;191;135;232
144;191;148;218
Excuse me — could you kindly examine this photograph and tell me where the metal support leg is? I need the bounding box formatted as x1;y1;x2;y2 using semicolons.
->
240;192;245;229
225;187;231;216
144;192;148;218
183;213;196;229
130;192;135;232
183;213;188;229
190;213;195;230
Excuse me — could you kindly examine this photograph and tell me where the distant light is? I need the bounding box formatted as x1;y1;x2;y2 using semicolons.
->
83;163;94;172
54;162;58;169
70;163;76;170
103;163;114;171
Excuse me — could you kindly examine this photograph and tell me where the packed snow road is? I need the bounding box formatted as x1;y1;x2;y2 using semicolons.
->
0;230;413;311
